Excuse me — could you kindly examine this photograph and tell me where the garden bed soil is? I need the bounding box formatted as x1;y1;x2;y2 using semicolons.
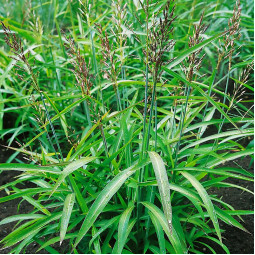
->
0;146;254;254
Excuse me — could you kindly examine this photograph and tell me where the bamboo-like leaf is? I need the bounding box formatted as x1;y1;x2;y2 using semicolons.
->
10;234;35;254
117;204;134;254
215;207;249;232
50;157;96;196
0;163;60;174
180;129;253;153
142;201;187;254
149;212;166;254
92;225;101;254
213;182;254;194
89;216;120;248
162;67;240;130
167;32;227;69
1;212;62;248
39;97;89;130
68;175;88;214
203;236;230;254
185;117;253;133
73;159;149;251
22;195;51;216
0;214;45;226
181;171;222;242
37;233;77;252
0;188;68;203
203;149;254;168
12;186;51;216
173;166;253;181
113;218;136;254
199;106;216;138
141;181;200;202
60;193;75;244
148;151;172;233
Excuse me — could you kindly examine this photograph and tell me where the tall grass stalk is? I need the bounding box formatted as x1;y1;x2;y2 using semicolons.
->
137;0;150;246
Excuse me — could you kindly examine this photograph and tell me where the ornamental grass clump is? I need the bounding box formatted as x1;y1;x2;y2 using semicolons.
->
0;0;253;254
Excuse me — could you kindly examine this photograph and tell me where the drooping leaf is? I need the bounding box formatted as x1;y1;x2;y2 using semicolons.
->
89;216;120;248
50;157;96;196
148;151;172;233
162;67;240;130
142;201;187;254
0;214;45;226
166;32;227;69
1;212;62;248
117;204;134;254
0;163;60;174
73;159;150;250
149;212;166;254
60;193;75;244
181;171;222;242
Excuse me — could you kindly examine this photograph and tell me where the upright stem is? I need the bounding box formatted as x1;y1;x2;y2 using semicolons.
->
198;68;217;138
115;82;122;111
144;96;157;240
40;93;63;161
137;0;149;249
25;58;77;196
205;67;231;167
154;100;158;149
145;75;157;150
173;84;191;181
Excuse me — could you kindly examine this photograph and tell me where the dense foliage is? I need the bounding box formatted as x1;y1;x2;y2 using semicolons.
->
0;0;254;253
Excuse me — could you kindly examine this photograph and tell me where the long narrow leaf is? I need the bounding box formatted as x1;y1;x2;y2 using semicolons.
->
0;163;60;174
162;67;239;130
148;151;172;233
117;205;134;253
60;193;75;244
149;212;166;254
181;171;222;242
167;32;227;69
73;159;150;250
50;157;96;196
142;201;187;254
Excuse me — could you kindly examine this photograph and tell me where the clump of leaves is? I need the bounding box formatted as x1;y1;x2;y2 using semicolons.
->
0;0;253;254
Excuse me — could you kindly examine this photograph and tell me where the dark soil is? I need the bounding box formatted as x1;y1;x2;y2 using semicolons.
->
0;144;254;254
214;158;253;254
0;146;50;254
196;156;254;254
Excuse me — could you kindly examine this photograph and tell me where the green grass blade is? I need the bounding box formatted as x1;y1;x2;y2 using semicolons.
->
148;151;172;233
89;216;120;248
0;188;68;203
1;212;62;248
60;193;75;244
73;159;149;250
162;67;239;130
117;204;134;254
0;214;45;226
149;212;166;254
68;175;88;214
181;171;222;242
142;201;187;254
167;32;227;69
50;157;96;196
36;234;77;252
0;163;60;174
215;207;249;232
